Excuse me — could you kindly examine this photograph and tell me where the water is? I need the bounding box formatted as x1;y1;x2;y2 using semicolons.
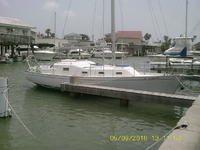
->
0;58;190;150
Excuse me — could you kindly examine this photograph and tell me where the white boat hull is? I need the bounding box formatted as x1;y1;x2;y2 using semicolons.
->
93;52;125;58
25;71;179;94
34;52;56;61
67;54;91;59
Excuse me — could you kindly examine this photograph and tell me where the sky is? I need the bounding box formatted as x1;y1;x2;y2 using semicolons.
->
0;0;200;42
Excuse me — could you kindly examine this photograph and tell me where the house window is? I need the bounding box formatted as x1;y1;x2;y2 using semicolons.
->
63;68;69;71
82;71;88;74
116;72;122;75
98;72;104;75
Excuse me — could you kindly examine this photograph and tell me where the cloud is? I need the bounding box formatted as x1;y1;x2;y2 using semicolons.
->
0;0;9;7
43;1;59;10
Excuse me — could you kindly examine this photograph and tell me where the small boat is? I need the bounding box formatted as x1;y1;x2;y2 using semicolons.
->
92;47;126;59
67;49;91;59
149;37;193;62
33;46;57;61
33;50;57;61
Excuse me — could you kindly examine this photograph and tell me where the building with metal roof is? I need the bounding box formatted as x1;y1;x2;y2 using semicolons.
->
0;17;36;59
0;17;35;45
0;17;35;29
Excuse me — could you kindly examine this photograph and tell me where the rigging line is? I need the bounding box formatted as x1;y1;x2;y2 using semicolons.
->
118;0;124;31
102;0;105;67
102;0;105;37
62;0;73;38
158;0;169;35
91;0;97;41
189;19;200;35
146;0;159;40
149;0;162;40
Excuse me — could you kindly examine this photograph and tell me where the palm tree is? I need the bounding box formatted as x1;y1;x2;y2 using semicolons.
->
161;35;172;52
144;33;151;44
50;33;55;38
80;34;90;41
45;28;51;37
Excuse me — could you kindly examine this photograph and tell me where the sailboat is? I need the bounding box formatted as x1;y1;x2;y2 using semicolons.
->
25;0;180;94
149;0;196;63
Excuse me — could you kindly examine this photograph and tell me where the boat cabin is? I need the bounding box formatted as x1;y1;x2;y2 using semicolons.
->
38;59;139;77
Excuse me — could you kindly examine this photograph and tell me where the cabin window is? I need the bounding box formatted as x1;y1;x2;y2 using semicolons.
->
82;71;88;74
98;72;104;75
63;68;69;71
116;72;122;75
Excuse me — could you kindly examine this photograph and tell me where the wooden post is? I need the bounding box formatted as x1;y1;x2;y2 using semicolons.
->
5;45;7;54
0;45;3;56
0;78;11;118
11;45;14;58
69;76;80;97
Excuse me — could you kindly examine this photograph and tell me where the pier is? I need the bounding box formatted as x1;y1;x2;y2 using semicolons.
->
61;80;200;149
60;79;196;107
159;95;200;150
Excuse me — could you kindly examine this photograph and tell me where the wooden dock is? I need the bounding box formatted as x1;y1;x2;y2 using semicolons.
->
60;83;196;107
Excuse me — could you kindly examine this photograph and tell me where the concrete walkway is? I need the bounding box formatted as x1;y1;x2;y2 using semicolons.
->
159;96;200;150
61;83;196;107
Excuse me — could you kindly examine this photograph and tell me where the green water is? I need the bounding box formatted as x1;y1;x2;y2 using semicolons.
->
0;59;188;150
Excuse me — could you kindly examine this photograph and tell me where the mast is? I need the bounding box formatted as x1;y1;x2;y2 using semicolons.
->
111;0;116;65
185;0;188;54
185;0;188;38
54;12;56;52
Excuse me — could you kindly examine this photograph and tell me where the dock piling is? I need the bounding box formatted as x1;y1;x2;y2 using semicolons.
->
0;77;11;118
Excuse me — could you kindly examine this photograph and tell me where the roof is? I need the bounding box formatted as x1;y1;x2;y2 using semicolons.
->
194;42;200;46
0;17;35;29
65;33;81;36
116;31;142;39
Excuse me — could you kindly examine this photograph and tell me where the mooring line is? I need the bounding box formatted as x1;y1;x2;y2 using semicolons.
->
2;92;36;139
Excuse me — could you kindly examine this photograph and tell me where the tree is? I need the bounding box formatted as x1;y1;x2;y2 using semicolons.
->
45;28;51;37
192;35;197;42
50;32;55;38
144;33;151;43
80;34;90;41
104;33;111;43
161;35;172;52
